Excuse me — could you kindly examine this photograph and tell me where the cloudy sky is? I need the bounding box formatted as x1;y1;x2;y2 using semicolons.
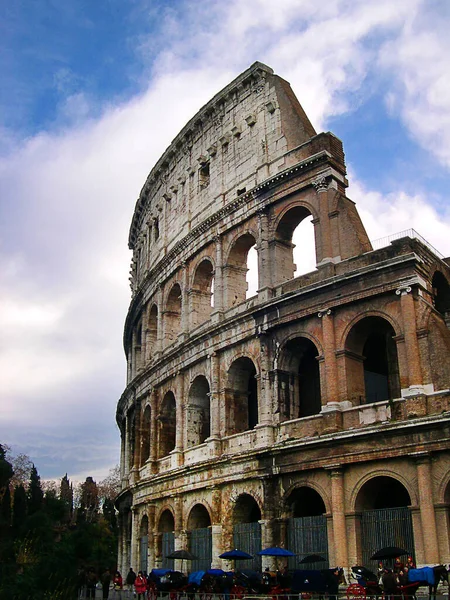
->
1;0;450;482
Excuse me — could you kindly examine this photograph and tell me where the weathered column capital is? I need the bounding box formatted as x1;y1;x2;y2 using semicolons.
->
313;175;329;192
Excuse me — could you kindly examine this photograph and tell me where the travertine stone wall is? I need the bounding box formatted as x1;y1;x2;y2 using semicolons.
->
117;63;450;578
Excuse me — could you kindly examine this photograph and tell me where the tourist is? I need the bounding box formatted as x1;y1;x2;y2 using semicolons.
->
135;570;147;599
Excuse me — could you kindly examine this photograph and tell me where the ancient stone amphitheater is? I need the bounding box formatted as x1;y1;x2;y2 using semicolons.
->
116;62;450;576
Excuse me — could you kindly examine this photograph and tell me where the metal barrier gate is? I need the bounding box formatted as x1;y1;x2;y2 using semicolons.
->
233;521;262;571
361;507;415;570
190;527;212;572
287;515;329;569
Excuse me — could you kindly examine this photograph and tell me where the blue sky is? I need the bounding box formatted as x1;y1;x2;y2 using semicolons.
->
1;0;450;482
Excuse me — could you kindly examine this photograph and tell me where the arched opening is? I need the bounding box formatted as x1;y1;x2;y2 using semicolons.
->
345;317;400;405
187;376;211;447
191;259;214;328
165;283;182;344
355;476;414;569
286;487;328;569
187;504;212;572
139;515;149;573
148;304;158;356
274;206;315;285
233;494;262;571
432;271;450;316
226;357;258;434
246;244;258;298
225;233;258;307
158;509;175;569
158;392;176;458
140;405;151;465
134;322;143;375
278;337;321;420
293;215;317;277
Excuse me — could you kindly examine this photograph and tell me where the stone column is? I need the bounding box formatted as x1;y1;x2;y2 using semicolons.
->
396;284;423;391
211;525;223;569
172;373;184;468
130;507;139;571
147;504;156;570
260;519;276;570
211;234;224;320
124;412;131;478
181;262;189;337
157;285;164;351
329;467;349;569
257;209;273;301
149;389;158;471
416;454;439;563
318;309;338;405
133;402;142;473
255;334;275;444
141;304;149;365
314;176;333;265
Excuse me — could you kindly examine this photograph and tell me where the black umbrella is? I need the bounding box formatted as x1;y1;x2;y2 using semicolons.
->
166;549;198;572
166;549;198;560
371;547;409;560
219;549;254;560
299;554;327;564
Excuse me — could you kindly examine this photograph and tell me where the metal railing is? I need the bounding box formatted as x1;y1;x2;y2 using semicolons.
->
370;229;445;260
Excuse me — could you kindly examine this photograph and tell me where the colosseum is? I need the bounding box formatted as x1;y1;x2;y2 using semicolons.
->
116;62;450;577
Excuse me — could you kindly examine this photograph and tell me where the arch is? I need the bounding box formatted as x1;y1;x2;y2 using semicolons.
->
148;304;158;354
353;475;414;568
232;493;262;570
165;283;182;343
158;391;176;458
140;405;151;465
191;258;214;327
186;375;211;447
187;504;212;572
226;357;258;434
277;336;322;420
224;232;258;307
158;509;175;569
285;486;328;568
432;270;450;315
274;204;316;284
344;316;400;404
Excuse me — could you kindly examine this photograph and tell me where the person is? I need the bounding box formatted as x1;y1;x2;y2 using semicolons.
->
394;557;404;574
102;568;111;600
126;568;137;596
406;556;416;569
382;568;399;600
377;562;384;585
135;570;147;600
86;568;98;600
328;567;341;600
112;571;123;599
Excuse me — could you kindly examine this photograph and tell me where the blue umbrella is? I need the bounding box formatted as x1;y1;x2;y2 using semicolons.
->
258;547;295;557
219;550;254;560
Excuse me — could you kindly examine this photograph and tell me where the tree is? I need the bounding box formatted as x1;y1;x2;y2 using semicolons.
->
12;484;27;531
60;474;73;522
3;445;33;491
0;485;11;528
0;445;13;490
27;465;43;515
98;464;121;503
78;477;99;523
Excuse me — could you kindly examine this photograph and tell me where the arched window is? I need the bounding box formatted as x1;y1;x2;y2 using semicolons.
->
225;234;258;307
158;392;176;458
158;510;175;569
274;206;316;285
278;337;321;420
432;271;450;316
226;357;258;434
233;494;262;571
147;304;158;356
345;317;400;404
140;405;151;465
191;259;214;328
165;284;182;343
187;505;212;572
187;376;211;447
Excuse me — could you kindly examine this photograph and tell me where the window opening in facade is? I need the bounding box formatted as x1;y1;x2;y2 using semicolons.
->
198;161;210;190
187;375;211;447
165;284;182;343
191;259;214;327
432;271;450;316
345;317;400;404
158;510;175;570
356;476;414;570
274;206;314;285
148;304;158;356
158;392;176;458
227;357;258;434
225;233;257;307
139;515;149;573
233;494;262;571
286;487;328;570
187;504;212;572
140;405;151;465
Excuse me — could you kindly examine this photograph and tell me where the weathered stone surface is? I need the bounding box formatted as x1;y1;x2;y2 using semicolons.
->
116;63;450;576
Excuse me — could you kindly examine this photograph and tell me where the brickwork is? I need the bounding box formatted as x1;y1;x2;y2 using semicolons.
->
116;63;450;576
